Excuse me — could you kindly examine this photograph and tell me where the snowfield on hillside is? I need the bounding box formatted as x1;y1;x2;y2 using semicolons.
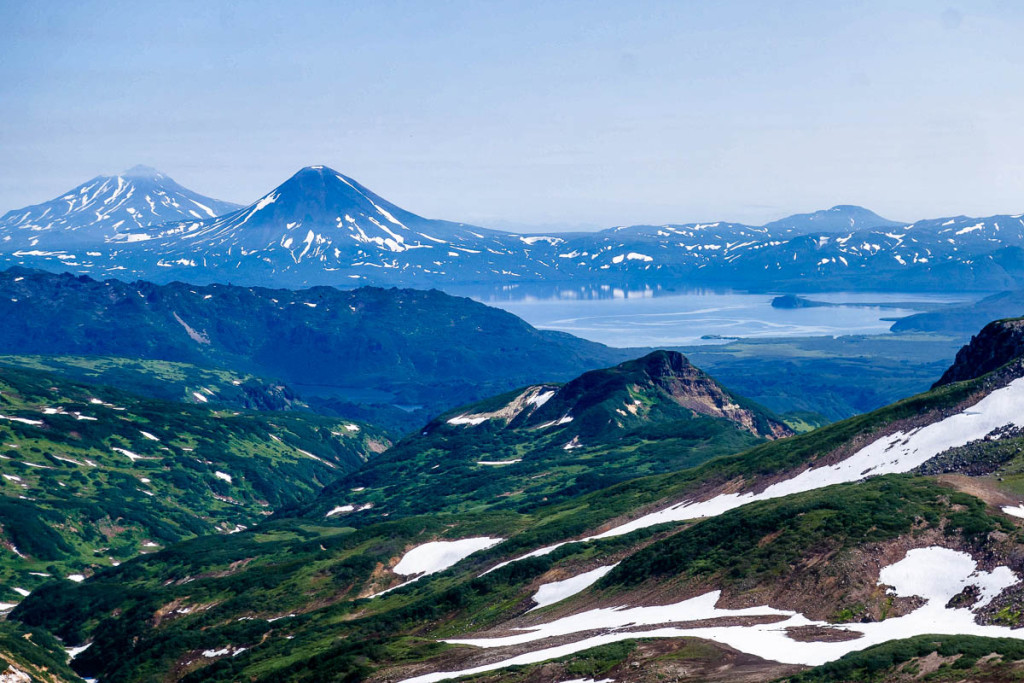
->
530;565;618;611
489;377;1024;570
370;537;505;599
401;547;1023;683
394;537;504;577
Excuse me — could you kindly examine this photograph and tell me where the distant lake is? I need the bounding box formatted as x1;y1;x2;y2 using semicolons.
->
470;287;975;348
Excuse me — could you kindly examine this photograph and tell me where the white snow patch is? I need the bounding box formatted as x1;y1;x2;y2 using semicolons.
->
486;377;1024;573
394;538;503;577
252;192;279;212
139;430;160;441
0;664;31;682
446;415;488;426
477;459;522;466
298;448;336;468
374;538;503;599
625;252;653;262
955;222;985;235
214;471;232;484
112;447;152;463
530;565;617;611
65;642;91;659
527;390;556;408
590;376;1024;540
404;547;1022;683
326;505;355;517
0;414;43;426
67;574;86;582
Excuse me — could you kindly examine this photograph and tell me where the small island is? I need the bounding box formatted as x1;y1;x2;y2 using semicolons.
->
771;294;833;309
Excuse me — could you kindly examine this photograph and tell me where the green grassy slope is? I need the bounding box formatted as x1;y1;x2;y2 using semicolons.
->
0;355;305;412
299;350;790;523
0;364;390;598
13;323;1024;682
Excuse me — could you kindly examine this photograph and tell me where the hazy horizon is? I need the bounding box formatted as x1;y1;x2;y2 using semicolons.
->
3;1;1023;229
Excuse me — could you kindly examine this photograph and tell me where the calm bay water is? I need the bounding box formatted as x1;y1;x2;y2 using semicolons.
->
473;288;974;348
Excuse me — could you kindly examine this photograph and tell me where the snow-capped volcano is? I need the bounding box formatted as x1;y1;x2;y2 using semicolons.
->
0;165;241;249
101;164;531;284
3;164;1024;293
131;165;497;254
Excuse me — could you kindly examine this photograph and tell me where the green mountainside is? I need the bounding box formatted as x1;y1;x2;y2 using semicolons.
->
300;350;791;523
0;355;306;412
0;268;630;425
0;363;389;602
786;634;1024;682
13;319;1024;682
0;622;82;683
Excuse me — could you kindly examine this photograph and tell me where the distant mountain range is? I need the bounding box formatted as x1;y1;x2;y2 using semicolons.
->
3;165;1024;291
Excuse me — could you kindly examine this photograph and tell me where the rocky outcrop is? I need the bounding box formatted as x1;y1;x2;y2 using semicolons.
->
934;318;1024;387
522;350;793;440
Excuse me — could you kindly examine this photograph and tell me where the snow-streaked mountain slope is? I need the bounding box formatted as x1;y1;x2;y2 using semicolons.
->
108;165;546;283
5;165;1024;292
120;165;504;251
0;166;241;249
17;319;1024;682
4;165;1024;291
406;548;1021;683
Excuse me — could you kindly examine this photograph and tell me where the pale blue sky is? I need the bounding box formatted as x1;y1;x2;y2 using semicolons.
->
2;1;1023;229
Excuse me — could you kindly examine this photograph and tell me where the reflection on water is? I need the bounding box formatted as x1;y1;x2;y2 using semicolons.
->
455;282;685;302
463;286;976;349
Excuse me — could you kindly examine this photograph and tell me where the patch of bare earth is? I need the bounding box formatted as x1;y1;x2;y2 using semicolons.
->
937;473;1017;507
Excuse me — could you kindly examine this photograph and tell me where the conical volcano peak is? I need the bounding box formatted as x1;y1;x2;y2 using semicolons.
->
120;164;166;179
0;166;240;249
272;165;377;200
287;165;340;181
298;164;338;175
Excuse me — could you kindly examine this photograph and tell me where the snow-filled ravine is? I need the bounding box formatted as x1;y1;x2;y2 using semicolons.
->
399;547;1023;683
487;377;1024;572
